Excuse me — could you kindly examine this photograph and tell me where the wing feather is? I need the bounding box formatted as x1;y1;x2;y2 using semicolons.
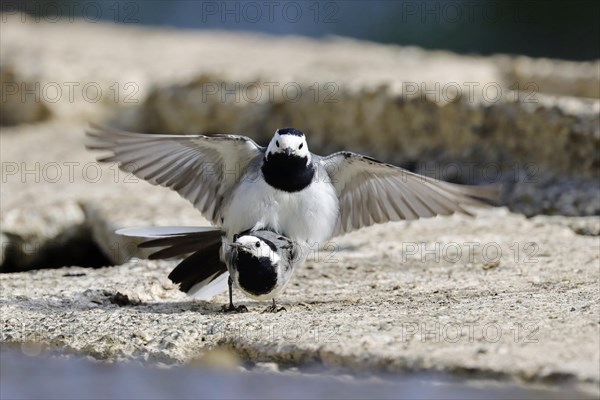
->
86;124;264;224
375;179;400;221
367;180;385;223
359;182;373;228
320;152;499;236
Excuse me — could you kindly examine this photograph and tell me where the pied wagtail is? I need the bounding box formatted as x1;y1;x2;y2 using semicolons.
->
118;226;303;312
89;125;497;300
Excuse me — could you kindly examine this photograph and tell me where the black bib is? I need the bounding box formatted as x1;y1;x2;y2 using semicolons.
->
261;154;315;193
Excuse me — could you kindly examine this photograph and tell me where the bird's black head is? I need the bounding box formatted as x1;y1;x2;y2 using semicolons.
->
277;128;304;137
231;235;279;297
262;128;314;192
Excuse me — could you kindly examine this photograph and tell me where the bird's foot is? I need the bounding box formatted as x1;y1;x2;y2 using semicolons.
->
223;304;248;313
262;304;286;313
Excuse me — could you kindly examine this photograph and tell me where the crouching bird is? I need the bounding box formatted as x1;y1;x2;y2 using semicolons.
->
118;227;303;313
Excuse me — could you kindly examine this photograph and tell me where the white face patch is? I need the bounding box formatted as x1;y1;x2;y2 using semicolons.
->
266;131;310;161
236;235;280;263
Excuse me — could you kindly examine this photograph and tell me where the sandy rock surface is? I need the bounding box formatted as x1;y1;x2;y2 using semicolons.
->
1;208;599;396
1;16;599;398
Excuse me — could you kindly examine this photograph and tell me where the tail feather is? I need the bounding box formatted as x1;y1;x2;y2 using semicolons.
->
187;273;229;300
148;241;217;260
167;241;227;293
116;226;228;299
117;226;223;259
116;226;220;238
139;230;223;259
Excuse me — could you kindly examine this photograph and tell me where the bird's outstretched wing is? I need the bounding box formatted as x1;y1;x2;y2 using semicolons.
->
319;152;500;236
86;124;265;224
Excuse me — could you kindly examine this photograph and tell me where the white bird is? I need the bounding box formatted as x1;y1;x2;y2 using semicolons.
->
119;227;303;312
87;124;498;247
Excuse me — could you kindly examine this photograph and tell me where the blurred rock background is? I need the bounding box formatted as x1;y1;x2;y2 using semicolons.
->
1;2;599;398
1;2;598;273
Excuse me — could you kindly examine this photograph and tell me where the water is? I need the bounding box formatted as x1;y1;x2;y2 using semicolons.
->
5;1;600;60
1;344;593;399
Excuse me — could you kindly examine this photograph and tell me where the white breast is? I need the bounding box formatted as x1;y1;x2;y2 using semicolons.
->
222;173;339;244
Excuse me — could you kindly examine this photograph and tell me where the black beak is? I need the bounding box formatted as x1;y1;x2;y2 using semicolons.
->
229;243;243;252
284;148;293;156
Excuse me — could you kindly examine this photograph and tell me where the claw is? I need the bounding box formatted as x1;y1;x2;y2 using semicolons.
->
223;304;248;313
223;277;248;313
262;299;286;313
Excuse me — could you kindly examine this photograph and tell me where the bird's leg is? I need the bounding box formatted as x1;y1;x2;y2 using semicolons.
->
227;277;234;309
223;277;247;313
262;298;286;313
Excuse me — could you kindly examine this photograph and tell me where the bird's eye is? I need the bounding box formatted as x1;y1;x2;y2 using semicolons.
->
255;241;260;248
276;141;279;147
299;143;303;149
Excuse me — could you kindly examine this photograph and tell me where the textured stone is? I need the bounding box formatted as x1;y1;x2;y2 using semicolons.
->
1;209;598;396
0;200;86;271
531;215;600;236
1;15;599;398
497;55;600;99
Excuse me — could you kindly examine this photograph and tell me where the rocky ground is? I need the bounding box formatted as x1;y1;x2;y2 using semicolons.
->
1;16;599;398
1;205;599;396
